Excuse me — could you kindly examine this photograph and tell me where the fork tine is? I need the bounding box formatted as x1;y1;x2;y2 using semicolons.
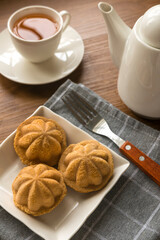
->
62;94;88;125
71;91;98;116
62;91;97;125
69;92;93;119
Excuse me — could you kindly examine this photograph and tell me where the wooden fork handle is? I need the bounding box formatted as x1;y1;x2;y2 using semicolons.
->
120;141;160;186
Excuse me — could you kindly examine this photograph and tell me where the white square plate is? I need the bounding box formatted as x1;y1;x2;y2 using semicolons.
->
0;106;130;240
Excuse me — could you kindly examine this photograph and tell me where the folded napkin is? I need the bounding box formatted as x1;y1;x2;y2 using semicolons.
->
0;79;160;240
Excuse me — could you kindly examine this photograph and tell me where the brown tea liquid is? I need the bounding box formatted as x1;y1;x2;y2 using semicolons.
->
13;14;59;40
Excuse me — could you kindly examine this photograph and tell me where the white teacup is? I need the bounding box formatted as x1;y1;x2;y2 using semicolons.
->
7;5;71;63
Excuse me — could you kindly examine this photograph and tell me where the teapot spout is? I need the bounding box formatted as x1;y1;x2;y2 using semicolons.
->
98;2;131;68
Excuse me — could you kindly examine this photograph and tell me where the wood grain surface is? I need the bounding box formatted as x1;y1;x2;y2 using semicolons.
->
120;141;160;186
0;0;160;144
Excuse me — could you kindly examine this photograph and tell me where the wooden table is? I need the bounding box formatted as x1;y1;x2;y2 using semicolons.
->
0;0;160;144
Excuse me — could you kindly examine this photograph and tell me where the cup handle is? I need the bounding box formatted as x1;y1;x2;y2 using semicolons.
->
59;10;71;32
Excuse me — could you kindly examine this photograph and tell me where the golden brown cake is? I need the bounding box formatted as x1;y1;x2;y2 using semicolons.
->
58;140;114;193
14;116;67;166
12;164;67;216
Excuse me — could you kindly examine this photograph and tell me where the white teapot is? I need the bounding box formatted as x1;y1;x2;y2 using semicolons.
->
98;2;160;119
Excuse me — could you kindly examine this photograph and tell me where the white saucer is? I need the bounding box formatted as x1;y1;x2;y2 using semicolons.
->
0;26;84;85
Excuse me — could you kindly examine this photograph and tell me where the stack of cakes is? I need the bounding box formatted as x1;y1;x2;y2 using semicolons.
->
12;115;114;216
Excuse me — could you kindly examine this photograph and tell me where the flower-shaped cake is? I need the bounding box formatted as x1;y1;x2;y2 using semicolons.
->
12;164;67;216
58;140;114;193
14;116;67;166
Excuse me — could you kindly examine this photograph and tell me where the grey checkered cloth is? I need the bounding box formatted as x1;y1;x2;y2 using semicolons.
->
0;79;160;240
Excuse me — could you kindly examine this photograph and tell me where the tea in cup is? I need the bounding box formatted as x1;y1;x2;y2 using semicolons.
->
7;5;71;63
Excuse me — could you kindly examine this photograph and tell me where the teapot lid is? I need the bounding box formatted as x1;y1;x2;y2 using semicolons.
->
139;5;160;48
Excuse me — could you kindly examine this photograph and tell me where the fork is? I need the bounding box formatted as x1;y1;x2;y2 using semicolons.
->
62;90;160;186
